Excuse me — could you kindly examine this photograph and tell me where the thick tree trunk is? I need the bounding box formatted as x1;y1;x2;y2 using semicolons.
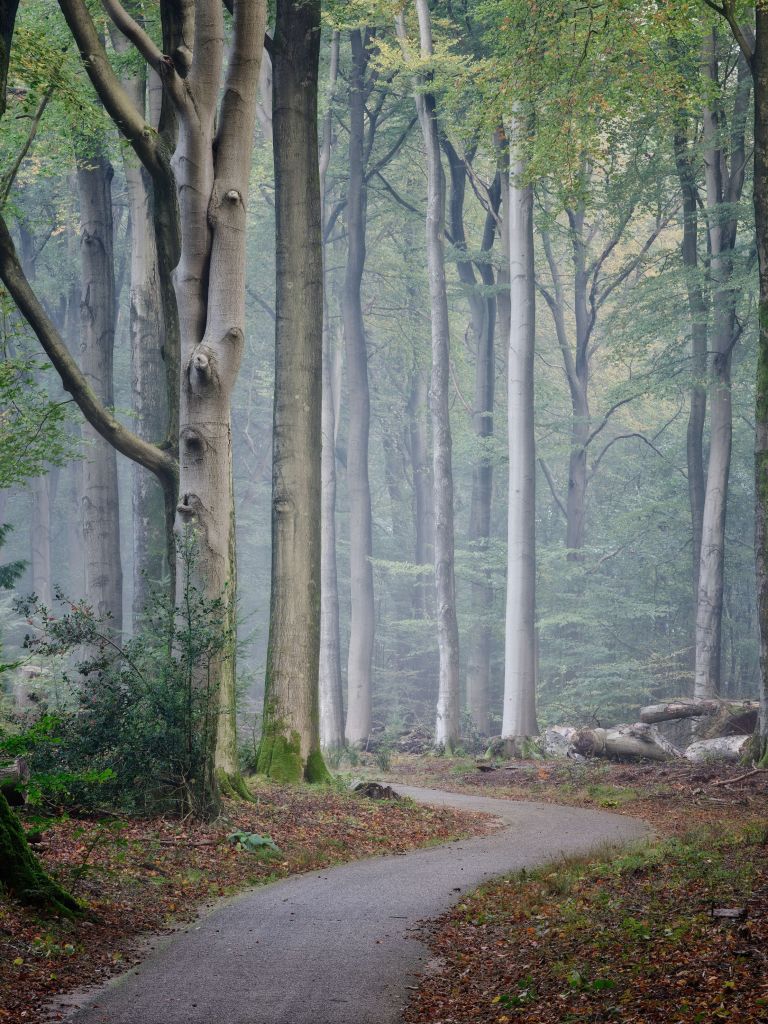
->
0;791;80;916
502;137;538;739
76;143;122;633
343;29;375;747
399;2;461;749
319;31;344;750
407;368;434;620
259;0;328;783
694;39;749;699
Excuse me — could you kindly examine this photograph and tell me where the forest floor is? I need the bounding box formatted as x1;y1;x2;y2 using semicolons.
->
370;753;768;1024
0;776;489;1022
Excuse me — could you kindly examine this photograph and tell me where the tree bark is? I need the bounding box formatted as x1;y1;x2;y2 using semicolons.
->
694;36;749;699
258;0;328;783
343;29;375;747
398;2;461;750
444;141;499;737
0;791;80;917
319;30;344;750
673;118;707;605
754;11;768;760
502;129;538;739
76;141;123;633
109;21;170;626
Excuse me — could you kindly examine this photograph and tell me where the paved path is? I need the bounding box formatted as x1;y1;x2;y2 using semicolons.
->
64;785;649;1024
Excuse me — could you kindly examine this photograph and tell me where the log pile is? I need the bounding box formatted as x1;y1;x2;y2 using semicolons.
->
479;697;759;765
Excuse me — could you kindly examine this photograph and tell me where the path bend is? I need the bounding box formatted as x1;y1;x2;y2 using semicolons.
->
64;785;650;1024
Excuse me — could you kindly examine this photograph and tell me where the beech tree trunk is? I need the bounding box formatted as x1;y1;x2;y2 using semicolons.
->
399;2;461;750
259;0;328;783
444;141;499;737
502;132;538;739
76;142;123;633
343;29;375;746
755;11;768;759
110;23;169;625
319;31;344;750
694;37;749;699
673;119;707;605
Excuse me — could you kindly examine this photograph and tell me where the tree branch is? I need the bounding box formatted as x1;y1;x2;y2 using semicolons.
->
538;457;566;518
58;0;167;176
0;215;176;486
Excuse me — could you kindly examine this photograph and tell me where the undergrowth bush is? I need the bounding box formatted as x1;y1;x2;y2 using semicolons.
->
9;540;232;817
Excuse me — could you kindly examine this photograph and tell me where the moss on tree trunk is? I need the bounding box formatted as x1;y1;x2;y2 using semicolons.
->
0;792;80;917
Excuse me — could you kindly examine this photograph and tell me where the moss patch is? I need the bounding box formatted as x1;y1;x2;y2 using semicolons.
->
0;792;80;918
256;730;304;783
304;748;331;784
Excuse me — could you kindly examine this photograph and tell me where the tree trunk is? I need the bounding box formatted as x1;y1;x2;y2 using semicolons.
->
399;2;461;750
319;30;344;750
502;132;538;739
343;29;375;747
751;11;768;760
407;367;434;620
673;120;707;605
109;25;170;626
0;791;80;916
444;141;499;737
694;38;749;699
259;0;328;783
640;698;759;724
76;142;123;634
30;475;52;608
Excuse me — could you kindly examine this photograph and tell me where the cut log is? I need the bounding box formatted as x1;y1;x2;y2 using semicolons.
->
572;724;680;762
539;726;577;758
0;758;29;806
684;735;751;763
639;699;758;725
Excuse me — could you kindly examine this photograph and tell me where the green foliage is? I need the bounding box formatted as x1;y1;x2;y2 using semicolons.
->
0;350;74;488
226;830;281;855
13;541;233;817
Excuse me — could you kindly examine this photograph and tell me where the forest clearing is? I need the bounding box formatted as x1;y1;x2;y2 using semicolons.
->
3;0;768;1021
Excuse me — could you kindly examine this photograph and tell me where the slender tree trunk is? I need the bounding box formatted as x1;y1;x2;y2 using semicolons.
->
76;142;122;633
694;38;749;699
30;475;52;608
502;133;538;739
673;124;707;604
444;143;499;736
754;10;768;757
343;29;375;746
319;30;344;749
109;30;169;625
259;0;328;783
399;2;460;749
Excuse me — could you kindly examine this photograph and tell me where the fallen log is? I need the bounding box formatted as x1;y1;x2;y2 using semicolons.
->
573;723;680;762
684;735;751;763
639;699;758;725
0;758;29;806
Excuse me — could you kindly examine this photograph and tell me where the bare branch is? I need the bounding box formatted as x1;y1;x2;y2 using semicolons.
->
0;83;54;208
538;457;566;518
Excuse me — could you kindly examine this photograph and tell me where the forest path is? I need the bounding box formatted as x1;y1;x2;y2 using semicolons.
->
64;785;650;1024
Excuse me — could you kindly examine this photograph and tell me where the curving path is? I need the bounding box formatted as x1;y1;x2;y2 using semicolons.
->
63;785;649;1024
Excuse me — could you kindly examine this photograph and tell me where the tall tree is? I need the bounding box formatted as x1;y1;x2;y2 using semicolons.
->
258;0;328;782
319;28;345;750
502;122;538;739
397;0;461;749
443;139;501;736
76;136;122;633
343;28;376;746
694;32;750;699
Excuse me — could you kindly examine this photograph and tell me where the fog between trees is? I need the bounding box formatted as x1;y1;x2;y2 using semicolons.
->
1;0;768;810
